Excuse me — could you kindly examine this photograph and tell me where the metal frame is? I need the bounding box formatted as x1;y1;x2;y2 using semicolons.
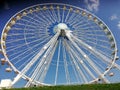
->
0;3;119;87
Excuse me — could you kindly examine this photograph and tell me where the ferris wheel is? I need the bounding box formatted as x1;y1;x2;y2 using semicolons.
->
0;3;119;87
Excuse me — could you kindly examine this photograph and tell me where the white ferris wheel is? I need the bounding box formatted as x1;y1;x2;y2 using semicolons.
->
0;3;120;88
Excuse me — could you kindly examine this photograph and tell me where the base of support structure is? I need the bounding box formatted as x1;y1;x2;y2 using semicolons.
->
0;79;12;89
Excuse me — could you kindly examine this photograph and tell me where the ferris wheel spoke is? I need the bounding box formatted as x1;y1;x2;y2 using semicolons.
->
50;7;58;22
57;7;61;23
74;29;103;33
38;10;52;25
92;59;107;71
69;13;80;25
28;12;42;23
7;32;34;36
75;38;113;55
8;27;46;32
45;9;56;23
71;43;108;83
63;39;88;83
69;39;108;71
24;35;50;49
17;49;40;70
68;13;83;27
69;59;80;83
6;38;48;55
65;40;96;81
25;60;41;87
73;26;98;32
68;46;88;83
21;31;60;74
49;7;57;22
73;22;93;30
64;8;71;22
31;13;48;26
67;10;78;23
68;35;102;71
76;35;107;44
62;8;65;23
38;41;58;83
70;46;96;80
66;33;110;83
40;10;53;25
12;31;60;85
73;30;93;35
63;40;80;83
95;49;113;59
75;34;110;44
73;21;98;29
24;14;44;25
7;33;49;40
68;56;80;83
32;47;56;85
77;33;105;37
40;10;53;24
31;39;58;81
76;33;105;41
71;36;114;76
71;34;113;65
18;18;41;27
14;22;40;29
113;63;120;70
42;6;56;23
10;43;42;66
19;43;45;70
73;13;95;28
55;39;61;85
47;9;56;23
75;39;112;68
6;35;51;52
72;19;89;28
19;18;38;28
62;41;70;84
76;36;111;48
68;12;88;27
9;45;32;58
66;12;76;25
24;32;49;36
27;38;58;86
10;48;33;63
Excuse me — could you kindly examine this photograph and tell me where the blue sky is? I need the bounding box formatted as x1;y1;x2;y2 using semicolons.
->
0;0;120;88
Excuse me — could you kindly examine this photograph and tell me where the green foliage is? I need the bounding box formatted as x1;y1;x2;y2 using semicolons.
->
3;83;120;90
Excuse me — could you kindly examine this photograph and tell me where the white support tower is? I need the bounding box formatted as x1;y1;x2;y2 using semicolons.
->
0;79;12;89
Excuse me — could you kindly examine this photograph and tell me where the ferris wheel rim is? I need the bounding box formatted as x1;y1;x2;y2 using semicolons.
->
0;3;118;86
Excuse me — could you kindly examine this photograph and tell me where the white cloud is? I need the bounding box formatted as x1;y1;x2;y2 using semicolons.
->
117;22;120;29
110;14;118;21
110;14;120;29
84;0;100;12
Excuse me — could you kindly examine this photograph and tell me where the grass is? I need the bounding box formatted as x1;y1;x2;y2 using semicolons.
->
2;83;120;90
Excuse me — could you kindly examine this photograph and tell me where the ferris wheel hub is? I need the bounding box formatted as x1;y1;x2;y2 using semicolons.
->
53;23;69;34
57;23;68;30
